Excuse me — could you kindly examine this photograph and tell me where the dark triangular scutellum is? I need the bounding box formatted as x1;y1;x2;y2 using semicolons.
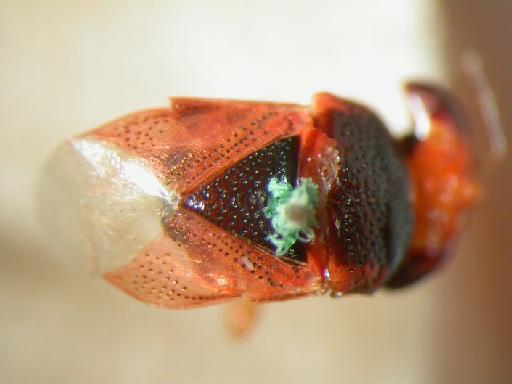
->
183;136;305;262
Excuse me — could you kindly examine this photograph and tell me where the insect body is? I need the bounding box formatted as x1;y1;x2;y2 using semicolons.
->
39;83;477;308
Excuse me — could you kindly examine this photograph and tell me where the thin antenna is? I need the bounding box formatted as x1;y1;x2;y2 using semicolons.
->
461;51;508;162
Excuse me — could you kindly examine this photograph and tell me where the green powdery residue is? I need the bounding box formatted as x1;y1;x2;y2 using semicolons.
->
264;177;319;256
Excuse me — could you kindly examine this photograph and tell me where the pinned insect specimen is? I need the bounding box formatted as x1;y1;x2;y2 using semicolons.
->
38;83;478;308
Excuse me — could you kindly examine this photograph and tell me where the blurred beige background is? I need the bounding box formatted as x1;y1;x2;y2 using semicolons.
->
1;1;511;383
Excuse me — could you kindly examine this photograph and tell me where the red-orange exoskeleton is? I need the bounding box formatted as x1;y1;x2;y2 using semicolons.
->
39;82;478;308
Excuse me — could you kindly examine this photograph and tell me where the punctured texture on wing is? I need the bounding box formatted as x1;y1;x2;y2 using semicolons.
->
94;99;325;308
